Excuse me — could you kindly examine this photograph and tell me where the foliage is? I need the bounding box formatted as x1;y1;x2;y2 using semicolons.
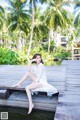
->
0;1;79;66
0;5;5;29
0;47;20;64
7;0;30;34
42;40;55;52
0;46;71;65
30;46;71;65
74;2;80;28
53;46;71;60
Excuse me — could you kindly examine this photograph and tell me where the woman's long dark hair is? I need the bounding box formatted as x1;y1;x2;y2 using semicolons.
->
31;53;44;64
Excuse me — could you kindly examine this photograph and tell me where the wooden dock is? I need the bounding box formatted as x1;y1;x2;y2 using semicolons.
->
54;60;80;120
0;60;79;119
0;65;66;112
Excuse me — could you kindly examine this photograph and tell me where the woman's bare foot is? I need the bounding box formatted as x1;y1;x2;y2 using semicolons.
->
12;84;20;87
28;103;34;114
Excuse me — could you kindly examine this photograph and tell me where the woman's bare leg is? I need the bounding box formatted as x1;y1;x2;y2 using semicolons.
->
12;72;29;87
25;82;43;114
12;71;36;87
13;71;42;114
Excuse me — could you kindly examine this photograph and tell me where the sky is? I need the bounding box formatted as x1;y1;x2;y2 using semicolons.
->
0;0;74;13
0;0;9;7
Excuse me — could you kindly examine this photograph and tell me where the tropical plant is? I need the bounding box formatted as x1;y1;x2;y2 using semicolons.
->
43;0;73;52
0;5;10;48
0;47;20;64
53;46;71;60
33;6;48;46
74;1;80;28
27;0;49;56
6;0;30;50
0;5;5;30
7;0;30;32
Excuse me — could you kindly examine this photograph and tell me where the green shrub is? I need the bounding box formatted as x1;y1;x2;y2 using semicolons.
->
0;47;20;64
0;46;71;66
53;46;71;60
43;40;55;52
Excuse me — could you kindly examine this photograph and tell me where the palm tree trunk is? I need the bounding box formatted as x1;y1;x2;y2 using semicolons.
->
27;0;34;56
17;31;22;51
48;31;50;53
48;29;53;53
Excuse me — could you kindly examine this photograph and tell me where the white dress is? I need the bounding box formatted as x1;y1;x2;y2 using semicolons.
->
31;63;58;96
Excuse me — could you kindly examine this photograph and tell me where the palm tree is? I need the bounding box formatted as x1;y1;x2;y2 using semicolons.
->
0;5;5;30
0;5;8;47
7;0;30;50
32;6;48;46
27;0;34;56
74;1;80;28
44;0;73;52
27;0;48;56
0;5;4;45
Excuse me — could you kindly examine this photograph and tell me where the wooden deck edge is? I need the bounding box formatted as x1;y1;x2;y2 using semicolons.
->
0;86;25;91
0;99;56;112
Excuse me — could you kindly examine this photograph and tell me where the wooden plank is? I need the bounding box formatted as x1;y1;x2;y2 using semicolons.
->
0;85;65;92
0;89;9;99
0;65;66;92
0;100;56;111
62;60;80;65
8;92;58;103
66;75;80;79
54;60;80;120
0;92;58;111
67;71;80;74
66;78;80;81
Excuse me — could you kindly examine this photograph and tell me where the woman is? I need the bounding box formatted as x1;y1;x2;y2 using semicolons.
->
12;53;58;114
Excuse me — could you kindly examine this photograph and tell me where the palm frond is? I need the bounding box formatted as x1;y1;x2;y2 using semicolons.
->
74;12;80;27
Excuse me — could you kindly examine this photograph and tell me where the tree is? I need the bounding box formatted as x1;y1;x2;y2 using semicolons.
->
27;0;34;56
74;1;80;28
7;0;30;50
0;5;5;30
44;0;73;52
0;5;8;47
27;0;48;56
33;6;48;45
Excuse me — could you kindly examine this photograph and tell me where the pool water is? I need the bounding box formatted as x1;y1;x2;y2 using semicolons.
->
0;106;55;120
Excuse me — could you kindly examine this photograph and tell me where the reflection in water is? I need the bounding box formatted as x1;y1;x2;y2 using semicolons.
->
0;106;55;120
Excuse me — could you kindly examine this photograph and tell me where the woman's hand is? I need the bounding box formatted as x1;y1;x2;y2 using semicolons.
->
30;58;37;63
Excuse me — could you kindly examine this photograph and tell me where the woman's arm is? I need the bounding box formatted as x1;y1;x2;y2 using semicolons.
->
28;58;37;71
